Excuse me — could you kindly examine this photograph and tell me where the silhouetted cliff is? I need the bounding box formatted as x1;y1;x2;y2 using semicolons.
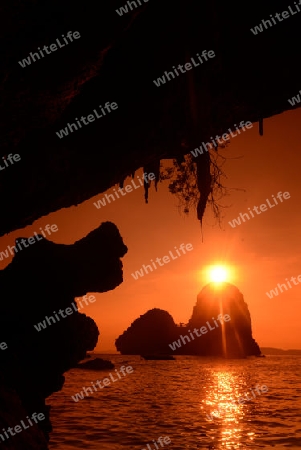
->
182;283;261;357
0;222;127;449
116;283;261;358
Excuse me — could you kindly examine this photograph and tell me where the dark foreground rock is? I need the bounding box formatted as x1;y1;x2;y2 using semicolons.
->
116;283;261;358
0;222;127;449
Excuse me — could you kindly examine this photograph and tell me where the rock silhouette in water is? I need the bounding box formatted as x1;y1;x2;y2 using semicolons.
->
182;282;261;357
75;358;115;370
0;221;127;449
116;283;261;358
115;309;178;355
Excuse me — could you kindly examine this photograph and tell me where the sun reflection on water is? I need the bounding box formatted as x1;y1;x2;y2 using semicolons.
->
201;371;255;449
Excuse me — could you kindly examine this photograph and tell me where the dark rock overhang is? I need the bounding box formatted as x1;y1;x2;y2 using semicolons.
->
1;0;300;236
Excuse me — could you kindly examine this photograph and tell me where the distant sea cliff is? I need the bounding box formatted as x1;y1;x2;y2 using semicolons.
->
259;348;301;355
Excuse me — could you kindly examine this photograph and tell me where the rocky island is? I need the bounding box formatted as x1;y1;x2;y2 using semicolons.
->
116;282;261;358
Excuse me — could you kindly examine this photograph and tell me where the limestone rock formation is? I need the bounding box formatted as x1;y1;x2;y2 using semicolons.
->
0;221;127;449
116;283;261;358
115;308;178;355
183;283;261;357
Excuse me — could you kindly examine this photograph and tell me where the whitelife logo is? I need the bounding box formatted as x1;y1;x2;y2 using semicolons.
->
168;314;231;351
0;412;45;443
116;0;149;16
141;436;171;450
0;224;59;261
250;1;301;35
0;153;21;171
266;274;301;298
71;365;134;402
190;121;253;157
56;102;118;139
33;295;96;332
153;50;215;87
228;192;290;228
131;243;193;280
18;31;81;68
288;89;301;106
206;384;268;421
93;173;155;209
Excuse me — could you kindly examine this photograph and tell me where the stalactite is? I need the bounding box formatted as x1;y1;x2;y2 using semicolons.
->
143;160;161;203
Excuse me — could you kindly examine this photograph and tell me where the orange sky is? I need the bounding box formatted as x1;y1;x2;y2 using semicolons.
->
1;108;301;351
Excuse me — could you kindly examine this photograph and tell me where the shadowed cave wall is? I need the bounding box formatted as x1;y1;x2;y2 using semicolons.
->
0;0;301;235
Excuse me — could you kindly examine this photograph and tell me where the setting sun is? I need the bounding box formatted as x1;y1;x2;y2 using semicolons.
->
208;265;229;283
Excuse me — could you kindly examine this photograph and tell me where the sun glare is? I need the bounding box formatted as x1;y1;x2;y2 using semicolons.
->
209;266;228;283
199;263;236;286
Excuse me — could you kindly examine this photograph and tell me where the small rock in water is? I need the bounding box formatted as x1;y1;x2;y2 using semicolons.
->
75;358;114;370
